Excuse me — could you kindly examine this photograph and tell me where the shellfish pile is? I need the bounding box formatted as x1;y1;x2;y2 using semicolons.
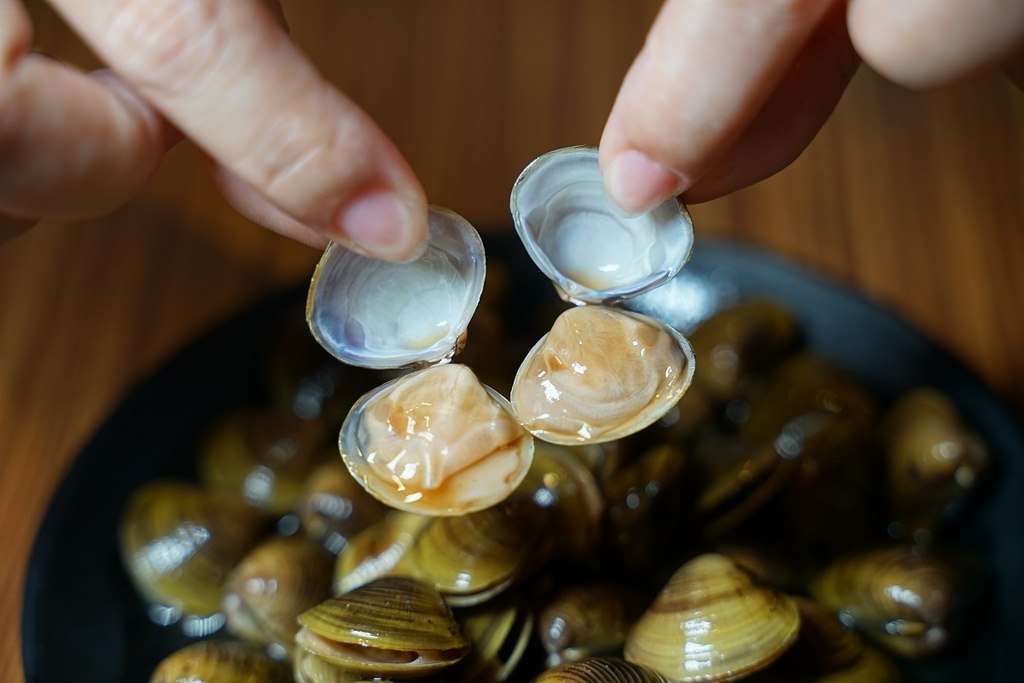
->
121;149;992;682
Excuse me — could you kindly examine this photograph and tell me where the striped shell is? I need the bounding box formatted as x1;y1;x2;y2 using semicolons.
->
624;554;800;681
296;576;470;677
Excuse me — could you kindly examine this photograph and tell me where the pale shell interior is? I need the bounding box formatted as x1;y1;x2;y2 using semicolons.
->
511;146;694;305
306;207;485;370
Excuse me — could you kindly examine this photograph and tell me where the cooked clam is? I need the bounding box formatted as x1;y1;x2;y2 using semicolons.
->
511;146;693;305
119;480;269;625
624;553;800;681
511;306;695;445
456;594;536;682
340;363;534;516
401;498;550;606
535;657;673;682
222;535;334;651
307;206;485;369
688;300;801;402
296;576;470;677
150;641;292;683
537;583;642;666
518;441;604;561
198;408;328;515
879;388;990;541
809;545;978;658
294;461;390;554
334;511;430;594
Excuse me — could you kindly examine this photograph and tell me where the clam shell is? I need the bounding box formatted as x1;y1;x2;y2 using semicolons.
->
401;498;548;606
537;583;642;665
341;363;534;515
306;207;485;369
511;146;693;305
809;545;974;658
511;306;695;445
222;535;334;650
535;658;674;682
149;641;292;683
295;460;390;554
296;576;470;676
624;553;800;682
456;594;535;682
334;512;430;594
119;480;269;621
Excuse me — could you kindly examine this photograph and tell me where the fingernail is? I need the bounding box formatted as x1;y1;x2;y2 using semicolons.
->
606;149;687;214
332;189;426;262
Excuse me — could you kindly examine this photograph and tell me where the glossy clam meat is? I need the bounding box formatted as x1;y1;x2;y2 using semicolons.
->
511;306;694;445
306;207;485;369
341;363;534;515
511;146;694;304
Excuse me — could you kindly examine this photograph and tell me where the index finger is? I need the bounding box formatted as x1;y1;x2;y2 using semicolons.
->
49;0;428;261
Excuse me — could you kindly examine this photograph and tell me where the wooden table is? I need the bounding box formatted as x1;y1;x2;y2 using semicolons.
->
2;2;1022;680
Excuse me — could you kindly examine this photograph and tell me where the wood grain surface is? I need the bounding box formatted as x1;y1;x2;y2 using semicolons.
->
2;2;1022;680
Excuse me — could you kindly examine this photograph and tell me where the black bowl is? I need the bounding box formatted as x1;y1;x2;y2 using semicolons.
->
22;237;1024;682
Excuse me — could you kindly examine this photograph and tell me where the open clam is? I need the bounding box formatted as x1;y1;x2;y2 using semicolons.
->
341;363;534;515
307;206;485;369
511;146;693;305
511;306;694;445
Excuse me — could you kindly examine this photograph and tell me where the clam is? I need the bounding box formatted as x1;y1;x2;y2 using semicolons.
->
517;441;605;561
624;553;800;681
400;498;550;606
306;206;485;369
293;647;395;682
222;535;334;651
688;300;801;402
340;363;534;516
748;598;902;682
879;388;990;541
119;480;269;626
296;576;471;677
198;408;329;515
455;593;536;682
809;545;979;658
334;512;430;594
535;658;673;682
511;306;695;445
294;461;390;554
602;442;690;572
537;583;643;666
150;641;292;683
265;308;378;423
511;146;693;305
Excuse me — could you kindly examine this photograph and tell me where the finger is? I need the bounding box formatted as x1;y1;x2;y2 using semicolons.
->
849;0;1024;88
208;161;329;249
1;0;32;78
51;0;428;261
600;0;839;213
0;56;175;218
684;2;859;202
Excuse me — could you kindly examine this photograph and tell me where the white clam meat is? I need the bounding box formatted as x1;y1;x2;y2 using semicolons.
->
340;364;534;515
511;306;695;445
511;146;694;305
306;207;485;369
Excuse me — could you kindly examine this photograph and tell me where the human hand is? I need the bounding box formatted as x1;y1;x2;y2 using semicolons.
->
599;0;1024;212
0;0;428;260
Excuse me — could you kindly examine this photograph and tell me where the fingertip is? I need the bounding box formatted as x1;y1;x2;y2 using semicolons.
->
1;0;32;78
330;188;429;263
603;148;688;214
